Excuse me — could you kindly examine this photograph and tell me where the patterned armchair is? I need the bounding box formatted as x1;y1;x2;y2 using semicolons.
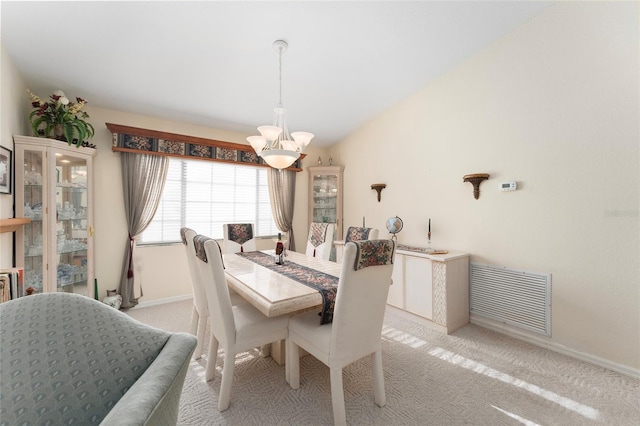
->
0;293;196;425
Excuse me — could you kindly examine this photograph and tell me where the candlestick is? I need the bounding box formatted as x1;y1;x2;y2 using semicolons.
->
428;218;431;233
363;216;365;227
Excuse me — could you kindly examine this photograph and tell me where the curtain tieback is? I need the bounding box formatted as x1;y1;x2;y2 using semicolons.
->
127;233;135;278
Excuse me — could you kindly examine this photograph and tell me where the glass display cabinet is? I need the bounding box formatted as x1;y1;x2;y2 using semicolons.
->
14;135;96;295
308;165;344;246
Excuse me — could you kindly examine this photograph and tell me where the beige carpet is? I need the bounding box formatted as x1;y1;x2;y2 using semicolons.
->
126;300;640;425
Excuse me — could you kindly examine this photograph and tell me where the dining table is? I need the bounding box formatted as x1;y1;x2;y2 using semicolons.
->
222;249;343;364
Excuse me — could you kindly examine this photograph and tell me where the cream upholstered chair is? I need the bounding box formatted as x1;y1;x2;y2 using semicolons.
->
193;234;289;411
222;223;257;253
180;227;245;360
305;222;336;260
344;226;379;242
287;239;396;425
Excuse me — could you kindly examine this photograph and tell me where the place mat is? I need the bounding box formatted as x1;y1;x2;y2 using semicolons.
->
236;251;338;324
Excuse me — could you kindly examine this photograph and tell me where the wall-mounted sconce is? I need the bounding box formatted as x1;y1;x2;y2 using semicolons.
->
371;183;386;202
463;173;490;200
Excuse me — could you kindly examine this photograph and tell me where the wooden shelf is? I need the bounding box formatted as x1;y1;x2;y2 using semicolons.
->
0;218;31;233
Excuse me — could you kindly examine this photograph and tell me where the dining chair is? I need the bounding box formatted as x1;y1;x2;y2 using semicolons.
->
222;223;257;253
305;222;336;260
180;227;245;360
193;234;290;411
344;226;379;242
287;239;396;425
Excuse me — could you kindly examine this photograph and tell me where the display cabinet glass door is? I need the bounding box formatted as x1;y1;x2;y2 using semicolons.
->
55;156;89;294
22;149;45;293
312;174;339;224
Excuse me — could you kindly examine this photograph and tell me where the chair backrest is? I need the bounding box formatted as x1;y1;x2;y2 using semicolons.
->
330;239;396;366
180;227;208;316
305;222;336;260
194;234;236;347
222;223;257;253
344;226;379;243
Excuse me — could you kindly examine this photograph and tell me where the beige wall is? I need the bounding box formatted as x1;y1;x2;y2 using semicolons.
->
330;2;639;371
0;44;30;268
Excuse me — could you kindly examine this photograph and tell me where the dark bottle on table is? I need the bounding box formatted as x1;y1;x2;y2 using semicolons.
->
275;232;284;265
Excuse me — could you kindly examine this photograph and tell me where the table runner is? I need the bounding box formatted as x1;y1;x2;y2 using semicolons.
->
236;251;338;324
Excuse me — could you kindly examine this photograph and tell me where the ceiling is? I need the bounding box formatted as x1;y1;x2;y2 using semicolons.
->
1;1;552;147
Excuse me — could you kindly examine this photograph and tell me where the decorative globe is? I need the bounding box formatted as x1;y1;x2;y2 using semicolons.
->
386;216;403;236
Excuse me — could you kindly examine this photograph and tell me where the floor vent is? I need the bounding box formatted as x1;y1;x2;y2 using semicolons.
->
470;263;551;337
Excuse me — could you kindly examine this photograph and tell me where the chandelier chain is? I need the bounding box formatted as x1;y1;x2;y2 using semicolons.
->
278;45;283;108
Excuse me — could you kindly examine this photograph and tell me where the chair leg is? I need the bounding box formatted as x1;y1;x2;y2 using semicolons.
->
372;350;386;407
330;367;347;426
259;344;271;357
218;350;236;411
205;335;219;382
189;307;198;335
193;316;207;360
190;308;201;359
287;338;300;388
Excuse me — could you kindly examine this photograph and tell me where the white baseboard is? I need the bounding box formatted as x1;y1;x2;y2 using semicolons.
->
386;305;449;334
129;294;193;309
470;314;640;380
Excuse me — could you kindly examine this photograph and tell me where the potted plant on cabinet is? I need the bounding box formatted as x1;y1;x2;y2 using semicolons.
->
28;89;95;148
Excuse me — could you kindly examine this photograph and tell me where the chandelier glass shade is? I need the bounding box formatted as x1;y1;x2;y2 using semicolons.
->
248;40;313;169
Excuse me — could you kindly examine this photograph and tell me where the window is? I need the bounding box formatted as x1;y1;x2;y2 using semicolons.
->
139;158;278;244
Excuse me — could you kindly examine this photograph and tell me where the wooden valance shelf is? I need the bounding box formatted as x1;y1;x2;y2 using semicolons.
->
107;123;305;172
0;218;31;234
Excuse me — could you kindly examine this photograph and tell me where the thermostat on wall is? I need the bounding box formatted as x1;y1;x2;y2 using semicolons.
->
499;181;517;191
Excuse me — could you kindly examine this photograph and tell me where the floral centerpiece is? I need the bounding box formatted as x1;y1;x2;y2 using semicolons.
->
28;89;95;148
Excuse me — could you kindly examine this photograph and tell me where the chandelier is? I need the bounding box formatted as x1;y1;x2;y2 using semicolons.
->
247;40;313;169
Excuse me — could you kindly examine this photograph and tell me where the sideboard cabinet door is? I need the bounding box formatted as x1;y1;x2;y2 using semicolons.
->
387;253;404;308
404;256;433;320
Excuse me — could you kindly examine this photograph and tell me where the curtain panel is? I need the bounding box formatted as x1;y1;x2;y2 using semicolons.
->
267;168;297;251
118;152;169;308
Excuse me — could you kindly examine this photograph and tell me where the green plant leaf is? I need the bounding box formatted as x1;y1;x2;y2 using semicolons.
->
31;115;47;136
63;122;74;144
76;124;87;147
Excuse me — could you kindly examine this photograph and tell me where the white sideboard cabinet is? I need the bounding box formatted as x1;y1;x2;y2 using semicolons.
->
388;246;469;334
